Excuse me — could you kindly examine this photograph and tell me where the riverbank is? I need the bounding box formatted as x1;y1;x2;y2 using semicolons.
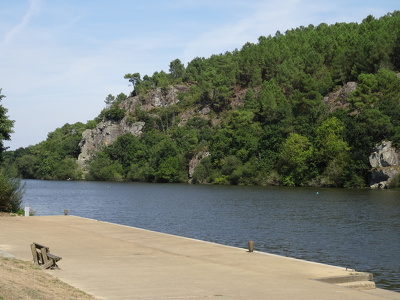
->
1;215;399;299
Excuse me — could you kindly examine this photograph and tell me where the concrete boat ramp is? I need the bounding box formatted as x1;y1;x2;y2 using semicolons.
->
1;215;399;300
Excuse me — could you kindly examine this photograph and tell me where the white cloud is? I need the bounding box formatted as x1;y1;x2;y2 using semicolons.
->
2;0;400;150
0;0;41;50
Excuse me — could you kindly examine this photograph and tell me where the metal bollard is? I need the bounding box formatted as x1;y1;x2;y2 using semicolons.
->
248;240;254;252
64;209;68;215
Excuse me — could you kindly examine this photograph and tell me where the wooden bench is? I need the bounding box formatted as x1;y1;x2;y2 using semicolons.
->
30;243;62;269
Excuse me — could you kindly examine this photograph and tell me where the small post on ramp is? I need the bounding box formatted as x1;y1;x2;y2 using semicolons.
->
248;241;254;252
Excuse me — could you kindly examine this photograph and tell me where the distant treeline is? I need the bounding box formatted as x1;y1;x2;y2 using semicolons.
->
5;11;400;187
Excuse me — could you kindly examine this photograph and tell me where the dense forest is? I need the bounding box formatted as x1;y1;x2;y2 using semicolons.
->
4;11;400;188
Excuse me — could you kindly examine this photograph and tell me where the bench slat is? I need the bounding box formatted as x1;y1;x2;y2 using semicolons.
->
30;242;61;269
47;253;62;261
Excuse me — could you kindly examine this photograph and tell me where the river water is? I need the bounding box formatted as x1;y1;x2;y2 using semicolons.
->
22;180;400;292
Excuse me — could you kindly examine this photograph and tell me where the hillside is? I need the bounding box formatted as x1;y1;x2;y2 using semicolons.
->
5;11;400;188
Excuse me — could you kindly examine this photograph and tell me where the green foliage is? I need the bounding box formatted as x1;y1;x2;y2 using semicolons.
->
15;154;38;179
124;73;141;95
52;158;82;180
314;117;351;186
192;156;213;184
169;58;185;81
10;122;90;180
0;89;25;212
105;133;145;172
135;71;170;95
255;80;291;123
86;153;124;181
98;103;126;122
127;162;155;182
348;73;380;109
211;110;262;164
0;89;14;158
154;71;170;89
104;94;115;108
84;129;188;183
104;93;128;109
314;117;350;163
278;133;314;186
6;12;400;188
388;174;400;188
0;167;25;212
156;156;185;183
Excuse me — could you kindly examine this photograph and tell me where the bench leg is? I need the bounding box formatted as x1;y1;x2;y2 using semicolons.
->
41;260;54;269
30;244;39;264
41;258;60;269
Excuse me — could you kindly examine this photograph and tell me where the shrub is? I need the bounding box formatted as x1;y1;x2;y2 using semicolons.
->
0;168;25;212
388;174;400;188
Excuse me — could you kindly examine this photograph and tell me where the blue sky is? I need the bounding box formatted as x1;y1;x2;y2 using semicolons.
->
1;0;399;150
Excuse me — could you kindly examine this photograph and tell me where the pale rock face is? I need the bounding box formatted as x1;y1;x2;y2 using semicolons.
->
188;151;210;182
121;85;188;113
77;120;144;170
76;85;189;170
369;141;400;189
369;141;399;167
323;82;357;112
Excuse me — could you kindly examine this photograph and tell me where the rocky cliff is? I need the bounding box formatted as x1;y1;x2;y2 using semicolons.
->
324;84;400;189
77;120;144;169
369;141;400;188
77;85;189;169
120;85;188;114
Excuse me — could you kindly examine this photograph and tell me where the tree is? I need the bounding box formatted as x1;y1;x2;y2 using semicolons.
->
102;105;126;122
15;154;38;179
124;73;141;94
256;79;291;123
127;162;154;182
348;73;379;109
169;58;185;81
0;89;24;212
86;154;124;181
105;133;145;172
185;56;207;82
152;71;169;89
7;13;400;188
192;156;213;184
53;158;82;180
156;156;185;183
0;168;25;212
314;117;351;186
115;92;128;104
0;89;14;158
314;117;350;163
277;133;314;186
104;94;115;108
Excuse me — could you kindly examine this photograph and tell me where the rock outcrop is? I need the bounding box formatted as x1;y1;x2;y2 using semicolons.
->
188;151;210;182
77;120;144;169
121;85;189;114
323;82;357;112
369;141;400;188
77;85;190;169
